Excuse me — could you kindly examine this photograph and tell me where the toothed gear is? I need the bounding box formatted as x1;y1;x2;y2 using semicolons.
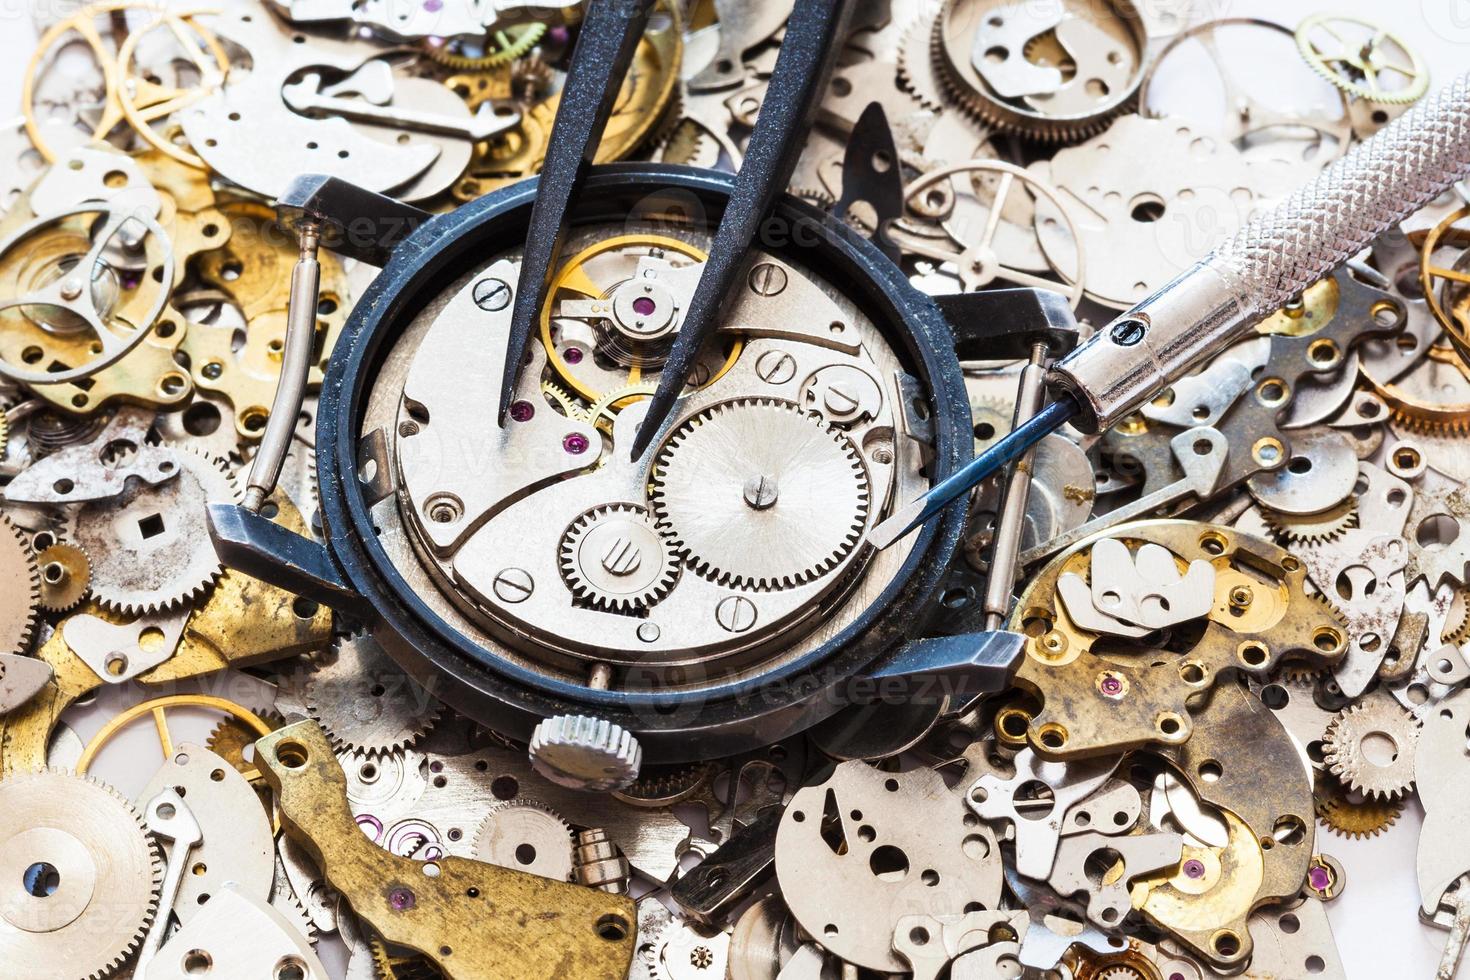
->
0;512;40;656
650;398;871;591
1296;14;1429;106
0;769;164;980
932;0;1142;142
559;504;679;613
72;447;237;616
304;633;442;757
270;888;319;947
371;939;443;980
1314;773;1403;838
1323;696;1421;801
206;708;285;783
1387;403;1470;436
1259;500;1360;544
472;800;575;881
34;541;90;614
541;380;586;422
615;762;717;807
897;6;948;111
422;22;547;70
1445;588;1470;645
528;714;642;791
790;185;836;209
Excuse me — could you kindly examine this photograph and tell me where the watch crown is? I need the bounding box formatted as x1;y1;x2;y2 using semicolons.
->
528;715;642;792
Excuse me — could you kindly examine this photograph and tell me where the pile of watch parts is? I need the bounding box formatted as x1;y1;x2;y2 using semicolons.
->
0;1;1466;978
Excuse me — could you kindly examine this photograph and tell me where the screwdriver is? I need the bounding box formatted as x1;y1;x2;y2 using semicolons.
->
871;71;1470;550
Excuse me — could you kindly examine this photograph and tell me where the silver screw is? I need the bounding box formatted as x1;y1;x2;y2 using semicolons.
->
715;596;757;633
492;567;534;603
636;622;661;643
743;475;779;510
473;278;512;312
748;263;788;296
755;350;797;385
823;385;860;418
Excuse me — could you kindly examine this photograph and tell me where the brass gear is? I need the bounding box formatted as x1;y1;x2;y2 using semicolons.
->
896;7;948;112
1314;773;1403;838
0;770;164;980
206;708;286;784
1296;14;1429;106
1445;587;1470;645
372;938;444;980
422;23;548;71
34;540;90;613
0;512;40;655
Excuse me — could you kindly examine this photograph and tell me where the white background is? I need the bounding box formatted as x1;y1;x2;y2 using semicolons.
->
2;1;1469;976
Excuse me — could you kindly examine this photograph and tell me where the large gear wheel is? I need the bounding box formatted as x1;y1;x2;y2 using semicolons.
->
1323;696;1421;801
1314;773;1403;839
472;800;575;881
650;398;871;591
0;512;40;656
304;633;443;757
0;770;164;980
932;0;1145;142
72;447;238;616
897;7;949;112
559;504;679;613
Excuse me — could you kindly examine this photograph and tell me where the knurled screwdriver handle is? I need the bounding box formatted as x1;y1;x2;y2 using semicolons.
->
1052;72;1470;432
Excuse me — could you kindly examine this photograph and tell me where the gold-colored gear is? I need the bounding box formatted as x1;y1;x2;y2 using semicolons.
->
371;938;444;980
0;513;41;656
1417;207;1470;368
1314;773;1403;838
1296;14;1429;106
0;769;164;980
423;22;548;71
35;541;90;614
1445;587;1470;645
541;380;586;421
537;234;742;406
206;707;285;785
453;1;682;201
76;694;277;779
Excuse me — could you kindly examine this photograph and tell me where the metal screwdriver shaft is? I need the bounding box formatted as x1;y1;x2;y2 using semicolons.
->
871;71;1470;551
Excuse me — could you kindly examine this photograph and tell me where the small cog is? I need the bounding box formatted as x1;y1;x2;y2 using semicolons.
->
0;512;40;655
1445;587;1470;645
304;633;442;757
423;22;547;70
206;708;285;783
559;504;679;613
472;800;575;881
1323;696;1420;801
35;541;90;613
1259;500;1359;544
614;762;717;807
1314;773;1403;838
